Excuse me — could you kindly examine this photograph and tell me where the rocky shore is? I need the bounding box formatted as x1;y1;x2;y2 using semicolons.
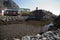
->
0;15;53;40
0;16;28;25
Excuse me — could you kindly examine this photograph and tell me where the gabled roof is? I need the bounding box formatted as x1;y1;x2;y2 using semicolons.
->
4;9;19;11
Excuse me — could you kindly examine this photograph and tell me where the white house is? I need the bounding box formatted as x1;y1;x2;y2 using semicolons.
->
18;8;30;12
0;10;4;16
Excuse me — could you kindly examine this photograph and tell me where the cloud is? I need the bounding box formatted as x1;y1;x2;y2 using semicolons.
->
29;0;60;15
14;0;60;15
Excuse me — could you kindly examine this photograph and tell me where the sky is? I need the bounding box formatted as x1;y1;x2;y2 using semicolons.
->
13;0;60;15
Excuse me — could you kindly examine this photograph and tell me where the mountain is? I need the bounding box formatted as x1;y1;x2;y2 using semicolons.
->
0;0;19;9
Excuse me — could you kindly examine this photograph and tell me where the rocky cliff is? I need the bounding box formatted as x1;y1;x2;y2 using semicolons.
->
0;0;19;9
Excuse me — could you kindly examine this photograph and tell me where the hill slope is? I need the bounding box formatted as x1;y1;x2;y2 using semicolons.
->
0;0;19;9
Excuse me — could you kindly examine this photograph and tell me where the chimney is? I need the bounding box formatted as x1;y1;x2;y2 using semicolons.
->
36;7;38;10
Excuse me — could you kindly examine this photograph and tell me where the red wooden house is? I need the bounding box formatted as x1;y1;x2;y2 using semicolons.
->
4;9;19;16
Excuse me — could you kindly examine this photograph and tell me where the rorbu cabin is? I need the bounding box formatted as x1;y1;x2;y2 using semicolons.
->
4;9;19;16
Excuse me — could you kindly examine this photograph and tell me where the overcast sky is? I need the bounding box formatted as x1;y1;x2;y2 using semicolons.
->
13;0;60;15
